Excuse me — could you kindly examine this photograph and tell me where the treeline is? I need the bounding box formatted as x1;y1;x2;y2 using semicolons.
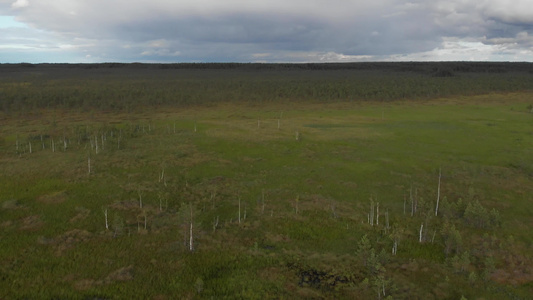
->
1;62;533;112
2;61;533;73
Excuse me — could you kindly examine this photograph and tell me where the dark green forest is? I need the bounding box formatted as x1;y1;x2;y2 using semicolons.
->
1;62;532;111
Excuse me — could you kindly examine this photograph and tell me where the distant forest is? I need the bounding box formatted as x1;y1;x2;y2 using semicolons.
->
2;61;533;73
1;62;532;112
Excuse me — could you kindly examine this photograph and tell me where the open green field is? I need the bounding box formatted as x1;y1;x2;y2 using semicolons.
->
1;63;533;299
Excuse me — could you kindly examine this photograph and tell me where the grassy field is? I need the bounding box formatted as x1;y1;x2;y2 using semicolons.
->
1;64;533;299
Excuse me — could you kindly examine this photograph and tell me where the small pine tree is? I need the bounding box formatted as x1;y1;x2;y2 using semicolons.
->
482;256;496;281
468;271;477;284
489;208;501;228
464;199;488;228
356;235;373;266
460;251;471;273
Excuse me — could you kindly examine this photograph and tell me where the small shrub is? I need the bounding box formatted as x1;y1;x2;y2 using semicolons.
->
463;199;501;229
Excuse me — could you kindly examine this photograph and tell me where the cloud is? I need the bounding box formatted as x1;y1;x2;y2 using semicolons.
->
483;31;533;51
11;0;29;9
0;0;532;62
483;0;533;25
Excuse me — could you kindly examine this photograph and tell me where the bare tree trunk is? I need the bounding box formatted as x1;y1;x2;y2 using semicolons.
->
435;167;441;216
189;205;194;251
212;216;219;233
211;191;216;209
385;209;389;231
104;208;108;230
159;168;165;183
331;203;338;218
419;224;424;243
410;186;414;217
376;202;379;226
370;198;374;226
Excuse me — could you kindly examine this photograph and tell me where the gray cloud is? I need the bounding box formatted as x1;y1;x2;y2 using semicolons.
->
1;0;532;62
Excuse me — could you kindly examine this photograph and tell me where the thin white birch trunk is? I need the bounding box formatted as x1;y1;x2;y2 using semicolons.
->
189;205;194;251
370;199;374;226
435;167;441;216
376;202;379;226
104;208;108;230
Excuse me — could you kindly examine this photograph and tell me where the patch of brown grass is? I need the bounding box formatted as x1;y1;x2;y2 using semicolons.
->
73;265;134;291
104;265;134;282
37;190;67;204
73;279;97;291
19;215;44;231
69;206;90;223
109;199;139;211
1;220;13;228
2;199;23;209
52;229;93;256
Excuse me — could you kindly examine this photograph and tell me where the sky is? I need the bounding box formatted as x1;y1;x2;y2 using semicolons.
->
1;0;533;63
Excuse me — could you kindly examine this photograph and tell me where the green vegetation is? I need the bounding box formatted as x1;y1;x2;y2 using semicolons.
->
1;63;532;299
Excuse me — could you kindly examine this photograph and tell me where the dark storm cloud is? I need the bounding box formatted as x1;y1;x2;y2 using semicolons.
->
1;0;533;62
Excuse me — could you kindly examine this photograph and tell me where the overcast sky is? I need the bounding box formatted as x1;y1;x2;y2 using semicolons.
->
1;0;533;63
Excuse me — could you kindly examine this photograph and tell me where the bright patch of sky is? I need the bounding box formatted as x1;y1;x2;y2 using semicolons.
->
0;15;26;28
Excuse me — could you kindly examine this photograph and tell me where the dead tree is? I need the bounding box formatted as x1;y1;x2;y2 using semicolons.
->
178;203;197;252
435;168;442;216
419;224;424;243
